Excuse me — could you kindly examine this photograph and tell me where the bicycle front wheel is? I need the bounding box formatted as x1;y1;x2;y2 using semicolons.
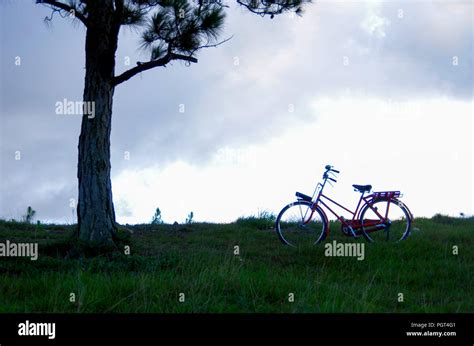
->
360;199;411;242
275;201;327;247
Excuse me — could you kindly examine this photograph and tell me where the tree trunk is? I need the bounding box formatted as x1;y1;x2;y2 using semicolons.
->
77;1;119;246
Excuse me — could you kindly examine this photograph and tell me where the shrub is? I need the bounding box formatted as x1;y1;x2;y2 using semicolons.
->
235;210;276;230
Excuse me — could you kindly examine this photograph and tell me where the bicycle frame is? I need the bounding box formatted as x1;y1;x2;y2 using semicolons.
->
316;193;387;230
302;174;396;233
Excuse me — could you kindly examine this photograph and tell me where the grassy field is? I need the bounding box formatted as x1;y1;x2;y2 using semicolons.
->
0;215;472;313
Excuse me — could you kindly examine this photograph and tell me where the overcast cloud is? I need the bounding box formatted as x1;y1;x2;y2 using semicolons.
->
0;0;472;223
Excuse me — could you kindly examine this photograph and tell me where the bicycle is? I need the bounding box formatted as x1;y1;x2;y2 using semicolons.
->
275;165;414;247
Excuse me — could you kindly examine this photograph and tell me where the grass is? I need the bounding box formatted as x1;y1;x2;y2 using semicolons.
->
0;216;472;313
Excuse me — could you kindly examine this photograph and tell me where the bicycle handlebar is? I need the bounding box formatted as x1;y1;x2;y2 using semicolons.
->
322;165;340;186
325;165;340;174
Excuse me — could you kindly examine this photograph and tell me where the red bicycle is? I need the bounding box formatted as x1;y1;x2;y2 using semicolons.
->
275;165;413;247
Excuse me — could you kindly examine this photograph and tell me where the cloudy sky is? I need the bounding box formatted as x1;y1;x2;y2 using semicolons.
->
0;0;472;224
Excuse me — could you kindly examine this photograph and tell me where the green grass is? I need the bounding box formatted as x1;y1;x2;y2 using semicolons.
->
0;216;472;313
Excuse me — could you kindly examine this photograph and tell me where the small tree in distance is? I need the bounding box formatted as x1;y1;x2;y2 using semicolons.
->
151;208;164;224
23;206;37;224
186;211;194;224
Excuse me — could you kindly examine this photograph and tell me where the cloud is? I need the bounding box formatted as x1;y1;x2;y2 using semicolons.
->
0;0;472;221
113;96;473;223
360;2;391;38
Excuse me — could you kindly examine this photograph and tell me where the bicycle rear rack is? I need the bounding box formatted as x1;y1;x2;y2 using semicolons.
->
371;191;402;199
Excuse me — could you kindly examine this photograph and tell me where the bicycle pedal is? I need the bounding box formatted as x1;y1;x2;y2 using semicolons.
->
348;227;358;238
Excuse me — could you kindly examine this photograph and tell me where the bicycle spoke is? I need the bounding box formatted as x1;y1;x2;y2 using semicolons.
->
276;202;326;247
361;200;411;242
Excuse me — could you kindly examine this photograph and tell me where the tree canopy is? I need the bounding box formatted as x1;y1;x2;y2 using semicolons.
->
37;0;311;85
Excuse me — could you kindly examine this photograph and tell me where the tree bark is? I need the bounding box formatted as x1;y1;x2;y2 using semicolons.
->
77;1;119;246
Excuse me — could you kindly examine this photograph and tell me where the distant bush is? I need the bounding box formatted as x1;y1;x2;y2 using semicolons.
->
0;219;71;232
235;210;276;230
431;213;473;226
0;219;37;232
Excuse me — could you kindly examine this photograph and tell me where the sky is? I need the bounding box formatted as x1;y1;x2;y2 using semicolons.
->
0;0;472;224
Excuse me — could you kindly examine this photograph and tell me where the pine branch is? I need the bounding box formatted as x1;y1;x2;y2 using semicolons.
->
36;0;89;27
113;52;198;86
114;33;232;86
236;0;307;18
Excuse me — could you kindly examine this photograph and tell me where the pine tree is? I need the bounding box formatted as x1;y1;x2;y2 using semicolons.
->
36;0;311;247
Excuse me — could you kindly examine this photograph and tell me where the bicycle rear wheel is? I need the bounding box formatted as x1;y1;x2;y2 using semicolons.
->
360;199;411;242
275;201;327;247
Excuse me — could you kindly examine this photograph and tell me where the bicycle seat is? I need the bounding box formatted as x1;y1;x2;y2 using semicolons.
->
352;184;372;193
295;192;312;202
